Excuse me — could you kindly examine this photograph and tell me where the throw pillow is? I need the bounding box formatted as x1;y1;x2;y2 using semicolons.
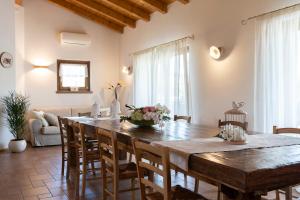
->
44;113;59;126
32;111;49;127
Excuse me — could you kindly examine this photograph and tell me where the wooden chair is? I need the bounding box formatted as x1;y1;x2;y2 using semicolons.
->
218;119;248;131
173;115;191;184
132;139;209;200
273;126;300;200
58;116;70;178
97;128;138;200
71;122;101;198
174;115;191;123
173;116;221;199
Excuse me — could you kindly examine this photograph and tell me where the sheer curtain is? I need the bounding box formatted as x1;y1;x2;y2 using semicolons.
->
133;38;191;117
59;64;88;87
254;7;300;132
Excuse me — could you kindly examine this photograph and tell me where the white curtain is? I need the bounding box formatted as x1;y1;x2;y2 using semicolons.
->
59;64;88;87
133;38;191;117
254;7;300;132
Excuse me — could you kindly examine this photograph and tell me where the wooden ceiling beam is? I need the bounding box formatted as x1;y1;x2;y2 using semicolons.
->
49;0;124;33
72;0;136;28
177;0;189;4
140;0;167;13
100;0;150;22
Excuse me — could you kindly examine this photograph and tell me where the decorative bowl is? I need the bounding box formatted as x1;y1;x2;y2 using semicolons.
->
127;119;157;127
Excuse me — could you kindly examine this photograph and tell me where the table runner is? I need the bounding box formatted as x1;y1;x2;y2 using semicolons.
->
152;134;300;171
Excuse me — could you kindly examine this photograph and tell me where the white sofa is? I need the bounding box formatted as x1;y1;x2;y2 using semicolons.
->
27;107;109;147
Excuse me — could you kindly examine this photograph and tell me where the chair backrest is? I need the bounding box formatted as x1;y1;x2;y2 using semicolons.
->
132;139;171;200
97;128;119;175
273;126;300;134
78;112;91;117
218;119;248;131
58;116;68;146
71;122;87;153
174;115;191;123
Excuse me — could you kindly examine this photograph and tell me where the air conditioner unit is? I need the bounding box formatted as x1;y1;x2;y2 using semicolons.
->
60;32;91;46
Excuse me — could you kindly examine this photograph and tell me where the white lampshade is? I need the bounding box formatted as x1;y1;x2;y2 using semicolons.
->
209;46;223;60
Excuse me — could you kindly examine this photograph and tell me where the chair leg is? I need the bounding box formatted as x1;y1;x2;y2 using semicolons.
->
75;167;80;199
131;178;136;200
101;161;107;200
66;159;70;179
275;190;280;200
184;174;188;187
217;184;221;200
113;174;119;200
194;177;199;193
81;163;87;197
61;152;65;176
129;153;133;162
91;160;96;176
285;187;292;200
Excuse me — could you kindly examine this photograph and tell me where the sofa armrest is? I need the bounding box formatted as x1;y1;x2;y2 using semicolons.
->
28;119;42;145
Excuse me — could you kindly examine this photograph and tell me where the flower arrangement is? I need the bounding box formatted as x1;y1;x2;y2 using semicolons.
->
108;82;123;100
121;104;171;127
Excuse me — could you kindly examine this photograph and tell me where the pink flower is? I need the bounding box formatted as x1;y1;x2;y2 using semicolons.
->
142;107;150;113
142;106;156;113
149;107;156;112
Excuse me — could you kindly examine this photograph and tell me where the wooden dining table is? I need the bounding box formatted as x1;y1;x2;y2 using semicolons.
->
71;117;300;200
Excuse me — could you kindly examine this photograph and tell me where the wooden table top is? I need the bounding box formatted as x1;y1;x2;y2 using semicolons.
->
72;117;300;196
75;117;219;142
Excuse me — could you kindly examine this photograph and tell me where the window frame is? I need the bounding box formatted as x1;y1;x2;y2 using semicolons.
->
56;59;92;94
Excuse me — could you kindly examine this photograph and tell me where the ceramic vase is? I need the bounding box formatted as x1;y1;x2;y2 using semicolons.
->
110;99;121;119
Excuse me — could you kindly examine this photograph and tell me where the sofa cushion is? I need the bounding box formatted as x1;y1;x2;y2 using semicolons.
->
40;108;72;117
44;113;59;126
32;111;49;127
41;126;60;135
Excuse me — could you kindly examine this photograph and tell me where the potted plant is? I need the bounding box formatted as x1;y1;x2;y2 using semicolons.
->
0;91;30;153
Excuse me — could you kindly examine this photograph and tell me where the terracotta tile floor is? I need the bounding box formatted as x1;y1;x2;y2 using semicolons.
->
0;146;298;200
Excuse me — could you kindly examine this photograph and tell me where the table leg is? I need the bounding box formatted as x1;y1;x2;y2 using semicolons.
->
221;185;261;200
283;187;292;200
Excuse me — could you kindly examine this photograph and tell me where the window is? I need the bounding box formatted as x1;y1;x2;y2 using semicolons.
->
133;38;191;117
254;7;300;132
57;60;91;93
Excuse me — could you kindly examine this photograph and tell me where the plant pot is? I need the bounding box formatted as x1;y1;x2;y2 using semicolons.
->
8;139;27;153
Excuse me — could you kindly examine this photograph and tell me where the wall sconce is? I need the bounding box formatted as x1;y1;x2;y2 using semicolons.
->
122;65;132;75
209;46;223;60
33;65;48;69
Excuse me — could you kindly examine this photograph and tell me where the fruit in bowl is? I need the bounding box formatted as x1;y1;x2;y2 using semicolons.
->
120;104;171;127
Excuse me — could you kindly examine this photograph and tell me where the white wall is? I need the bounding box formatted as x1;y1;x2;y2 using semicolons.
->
15;5;25;94
120;0;300;130
0;0;16;149
23;0;121;109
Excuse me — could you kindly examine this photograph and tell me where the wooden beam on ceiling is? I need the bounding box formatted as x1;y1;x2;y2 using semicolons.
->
15;0;22;6
140;0;167;13
100;0;150;22
177;0;189;4
72;0;136;28
49;0;124;33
